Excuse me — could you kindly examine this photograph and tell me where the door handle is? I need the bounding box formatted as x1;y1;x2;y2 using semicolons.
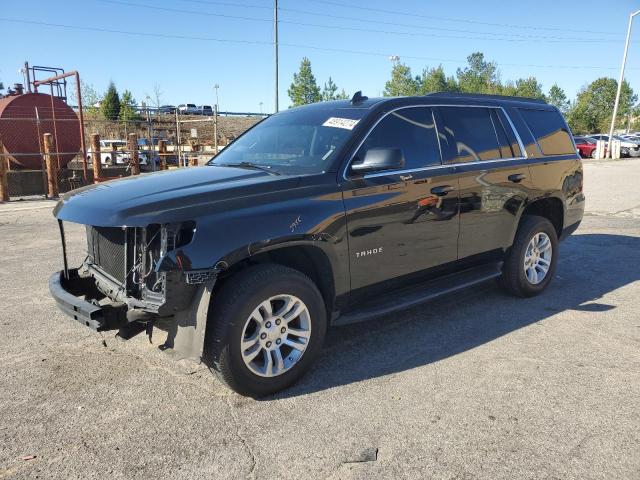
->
430;185;454;196
508;173;526;183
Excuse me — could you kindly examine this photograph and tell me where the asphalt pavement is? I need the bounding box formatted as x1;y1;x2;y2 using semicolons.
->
0;158;638;479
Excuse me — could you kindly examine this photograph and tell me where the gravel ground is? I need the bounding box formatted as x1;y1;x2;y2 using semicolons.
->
0;159;638;479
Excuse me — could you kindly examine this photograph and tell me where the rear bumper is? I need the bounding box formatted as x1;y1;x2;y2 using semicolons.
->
49;269;128;331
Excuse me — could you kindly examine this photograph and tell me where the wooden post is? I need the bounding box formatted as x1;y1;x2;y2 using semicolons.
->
91;133;102;182
189;140;199;167
0;139;9;202
127;133;140;175
158;140;167;170
43;133;59;198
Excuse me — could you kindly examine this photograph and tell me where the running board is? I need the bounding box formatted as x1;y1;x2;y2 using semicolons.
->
334;263;502;326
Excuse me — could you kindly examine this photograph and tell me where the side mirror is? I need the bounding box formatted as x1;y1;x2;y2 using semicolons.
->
350;148;405;173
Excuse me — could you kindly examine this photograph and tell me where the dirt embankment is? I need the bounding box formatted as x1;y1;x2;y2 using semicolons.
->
83;114;262;146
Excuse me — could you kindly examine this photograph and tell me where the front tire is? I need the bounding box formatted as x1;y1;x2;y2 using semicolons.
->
500;215;558;297
207;264;327;397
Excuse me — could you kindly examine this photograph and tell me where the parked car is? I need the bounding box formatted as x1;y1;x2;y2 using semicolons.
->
158;105;176;115
589;134;638;157
620;134;640;144
573;136;597;158
50;92;584;397
198;105;214;116
177;103;198;115
86;139;127;165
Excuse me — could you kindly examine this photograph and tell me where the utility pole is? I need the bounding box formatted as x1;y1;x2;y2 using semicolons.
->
274;0;279;113
607;9;640;158
213;83;219;113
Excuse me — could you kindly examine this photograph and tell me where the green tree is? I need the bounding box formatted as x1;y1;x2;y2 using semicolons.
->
119;90;138;121
100;81;121;120
336;88;349;100
547;84;570;113
418;66;458;94
384;63;419;97
288;57;321;107
499;81;518;97
514;77;546;100
321;77;339;101
67;80;100;113
567;77;637;133
456;52;500;94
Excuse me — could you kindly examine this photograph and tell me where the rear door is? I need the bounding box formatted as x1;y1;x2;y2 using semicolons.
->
341;106;460;300
436;105;533;261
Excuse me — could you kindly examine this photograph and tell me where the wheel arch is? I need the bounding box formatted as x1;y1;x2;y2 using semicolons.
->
517;196;564;239
215;243;338;320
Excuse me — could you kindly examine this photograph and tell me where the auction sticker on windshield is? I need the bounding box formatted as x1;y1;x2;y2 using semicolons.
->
323;117;360;130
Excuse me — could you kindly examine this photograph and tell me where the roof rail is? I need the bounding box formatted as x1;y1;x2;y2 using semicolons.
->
425;92;547;104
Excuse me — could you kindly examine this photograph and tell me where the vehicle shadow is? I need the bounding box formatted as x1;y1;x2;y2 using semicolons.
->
265;233;639;399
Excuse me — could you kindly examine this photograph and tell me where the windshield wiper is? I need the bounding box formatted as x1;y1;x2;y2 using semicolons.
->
218;162;281;175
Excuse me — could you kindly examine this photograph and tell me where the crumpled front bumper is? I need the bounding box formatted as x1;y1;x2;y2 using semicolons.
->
49;268;128;331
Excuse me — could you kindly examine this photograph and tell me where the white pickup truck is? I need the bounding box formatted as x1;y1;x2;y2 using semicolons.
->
87;139;148;165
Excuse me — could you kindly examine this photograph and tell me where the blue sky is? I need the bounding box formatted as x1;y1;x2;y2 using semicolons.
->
1;0;639;112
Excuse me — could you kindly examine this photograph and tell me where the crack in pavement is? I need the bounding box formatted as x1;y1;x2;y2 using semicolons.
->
225;396;258;479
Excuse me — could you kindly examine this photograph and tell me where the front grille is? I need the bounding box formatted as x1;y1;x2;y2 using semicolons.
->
86;226;127;284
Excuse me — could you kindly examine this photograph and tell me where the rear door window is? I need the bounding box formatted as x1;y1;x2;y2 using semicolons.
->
437;107;501;163
518;108;575;156
357;107;442;170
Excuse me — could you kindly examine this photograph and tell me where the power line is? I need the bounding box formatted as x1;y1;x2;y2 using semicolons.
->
0;17;636;71
176;0;624;42
101;0;622;44
300;0;622;36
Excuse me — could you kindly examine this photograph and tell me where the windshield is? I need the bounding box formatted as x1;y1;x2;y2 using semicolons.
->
209;105;367;174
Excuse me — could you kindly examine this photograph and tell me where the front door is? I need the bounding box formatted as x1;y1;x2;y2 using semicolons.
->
340;107;460;301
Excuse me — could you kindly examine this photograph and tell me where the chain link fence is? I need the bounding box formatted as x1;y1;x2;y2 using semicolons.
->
0;106;265;198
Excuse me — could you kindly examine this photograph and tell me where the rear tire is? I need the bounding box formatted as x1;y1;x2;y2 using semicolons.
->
500;215;558;297
206;264;327;397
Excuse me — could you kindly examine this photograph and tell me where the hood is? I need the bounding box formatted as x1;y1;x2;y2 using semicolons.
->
54;165;301;227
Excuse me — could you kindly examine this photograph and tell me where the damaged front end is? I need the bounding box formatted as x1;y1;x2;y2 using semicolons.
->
83;221;198;316
50;220;218;358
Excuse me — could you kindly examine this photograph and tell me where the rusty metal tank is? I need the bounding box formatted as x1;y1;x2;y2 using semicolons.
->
0;92;80;169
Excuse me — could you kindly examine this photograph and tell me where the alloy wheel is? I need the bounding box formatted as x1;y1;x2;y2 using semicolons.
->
523;232;553;285
240;294;312;377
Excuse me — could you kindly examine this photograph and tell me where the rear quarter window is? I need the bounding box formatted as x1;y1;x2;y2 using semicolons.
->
519;108;575;156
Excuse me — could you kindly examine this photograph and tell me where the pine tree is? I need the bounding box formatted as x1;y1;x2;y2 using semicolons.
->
337;88;349;100
322;77;339;101
101;81;121;120
418;66;458;94
456;52;500;94
514;77;546;100
119;90;138;121
383;63;418;97
288;57;321;107
548;84;570;113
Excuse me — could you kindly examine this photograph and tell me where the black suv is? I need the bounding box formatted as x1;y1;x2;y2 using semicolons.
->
50;92;585;396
